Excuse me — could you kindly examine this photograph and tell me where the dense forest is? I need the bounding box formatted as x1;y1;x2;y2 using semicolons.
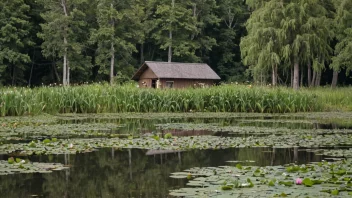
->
0;0;351;88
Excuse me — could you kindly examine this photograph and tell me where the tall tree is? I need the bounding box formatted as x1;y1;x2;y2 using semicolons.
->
150;0;198;62
241;0;332;89
281;0;332;89
90;0;138;85
0;0;33;85
38;0;92;86
241;0;283;86
189;0;219;62
330;0;352;88
214;0;248;82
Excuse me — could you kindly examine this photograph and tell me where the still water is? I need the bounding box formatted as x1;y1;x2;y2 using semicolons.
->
0;116;348;197
0;147;322;198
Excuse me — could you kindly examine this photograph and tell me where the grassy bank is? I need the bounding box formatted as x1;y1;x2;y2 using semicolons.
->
305;87;352;111
0;84;328;116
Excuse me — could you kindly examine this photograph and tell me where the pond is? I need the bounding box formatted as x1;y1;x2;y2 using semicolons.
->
1;113;352;197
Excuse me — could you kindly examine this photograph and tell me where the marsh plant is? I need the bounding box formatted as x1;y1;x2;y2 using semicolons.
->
0;84;324;116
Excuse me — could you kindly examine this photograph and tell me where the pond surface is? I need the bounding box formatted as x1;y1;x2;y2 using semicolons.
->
0;113;352;197
0;148;322;197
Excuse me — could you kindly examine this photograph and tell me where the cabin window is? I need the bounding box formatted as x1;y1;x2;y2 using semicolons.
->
165;81;174;88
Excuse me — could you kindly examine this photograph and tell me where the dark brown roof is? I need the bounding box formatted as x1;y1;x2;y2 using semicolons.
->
132;61;221;80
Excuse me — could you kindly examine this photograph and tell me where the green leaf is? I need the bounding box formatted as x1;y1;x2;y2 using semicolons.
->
164;133;172;139
331;189;339;195
247;178;254;187
152;135;160;141
269;180;275;186
28;141;36;148
43;139;51;144
236;164;243;170
279;181;293;187
302;178;314;187
8;157;14;164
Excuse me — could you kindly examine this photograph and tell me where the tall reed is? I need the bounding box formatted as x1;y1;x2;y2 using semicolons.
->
302;87;352;111
0;84;324;116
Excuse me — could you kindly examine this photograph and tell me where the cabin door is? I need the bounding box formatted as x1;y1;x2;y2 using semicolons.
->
151;80;157;88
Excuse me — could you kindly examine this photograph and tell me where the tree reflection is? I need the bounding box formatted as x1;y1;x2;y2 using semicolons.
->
0;147;322;197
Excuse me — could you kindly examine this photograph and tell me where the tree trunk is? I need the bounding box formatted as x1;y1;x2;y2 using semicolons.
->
62;0;68;86
315;72;321;87
331;71;338;88
272;64;277;86
110;42;115;86
191;3;196;40
53;61;60;83
28;49;35;87
110;3;115;86
63;41;67;86
168;0;174;63
311;71;316;87
67;60;70;85
293;58;300;90
168;32;172;63
307;62;312;87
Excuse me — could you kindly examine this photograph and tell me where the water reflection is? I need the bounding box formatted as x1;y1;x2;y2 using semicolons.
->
0;147;322;197
1;115;350;197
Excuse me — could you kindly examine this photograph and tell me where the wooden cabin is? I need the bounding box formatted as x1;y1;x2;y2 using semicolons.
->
132;61;221;89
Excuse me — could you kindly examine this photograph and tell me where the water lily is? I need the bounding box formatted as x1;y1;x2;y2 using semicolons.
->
68;143;74;148
296;178;303;185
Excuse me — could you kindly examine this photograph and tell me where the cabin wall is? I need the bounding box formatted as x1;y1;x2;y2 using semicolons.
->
138;68;157;88
136;68;216;88
138;79;152;88
140;68;157;79
159;79;215;89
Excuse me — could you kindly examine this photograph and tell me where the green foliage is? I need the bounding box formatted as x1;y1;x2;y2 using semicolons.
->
0;0;351;87
8;157;14;164
0;84;323;116
302;178;314;187
241;0;333;87
164;133;173;139
0;0;33;85
331;189;339;195
236;164;243;170
330;0;352;74
89;0;136;81
37;0;93;84
149;0;198;61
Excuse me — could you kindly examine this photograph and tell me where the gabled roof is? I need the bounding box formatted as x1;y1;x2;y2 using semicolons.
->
132;61;221;80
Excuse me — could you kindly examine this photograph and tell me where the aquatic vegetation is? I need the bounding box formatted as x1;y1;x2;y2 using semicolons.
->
2;133;352;156
169;159;352;197
156;122;352;136
319;149;352;158
0;157;68;175
1;113;352;197
0;123;124;140
0;84;323;116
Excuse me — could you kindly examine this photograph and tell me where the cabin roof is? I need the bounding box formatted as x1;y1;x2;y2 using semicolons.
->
132;61;221;80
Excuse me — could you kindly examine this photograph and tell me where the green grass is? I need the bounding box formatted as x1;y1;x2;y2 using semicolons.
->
304;87;352;111
0;84;329;116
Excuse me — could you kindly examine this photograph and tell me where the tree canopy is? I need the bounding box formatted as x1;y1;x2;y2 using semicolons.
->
0;0;350;87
